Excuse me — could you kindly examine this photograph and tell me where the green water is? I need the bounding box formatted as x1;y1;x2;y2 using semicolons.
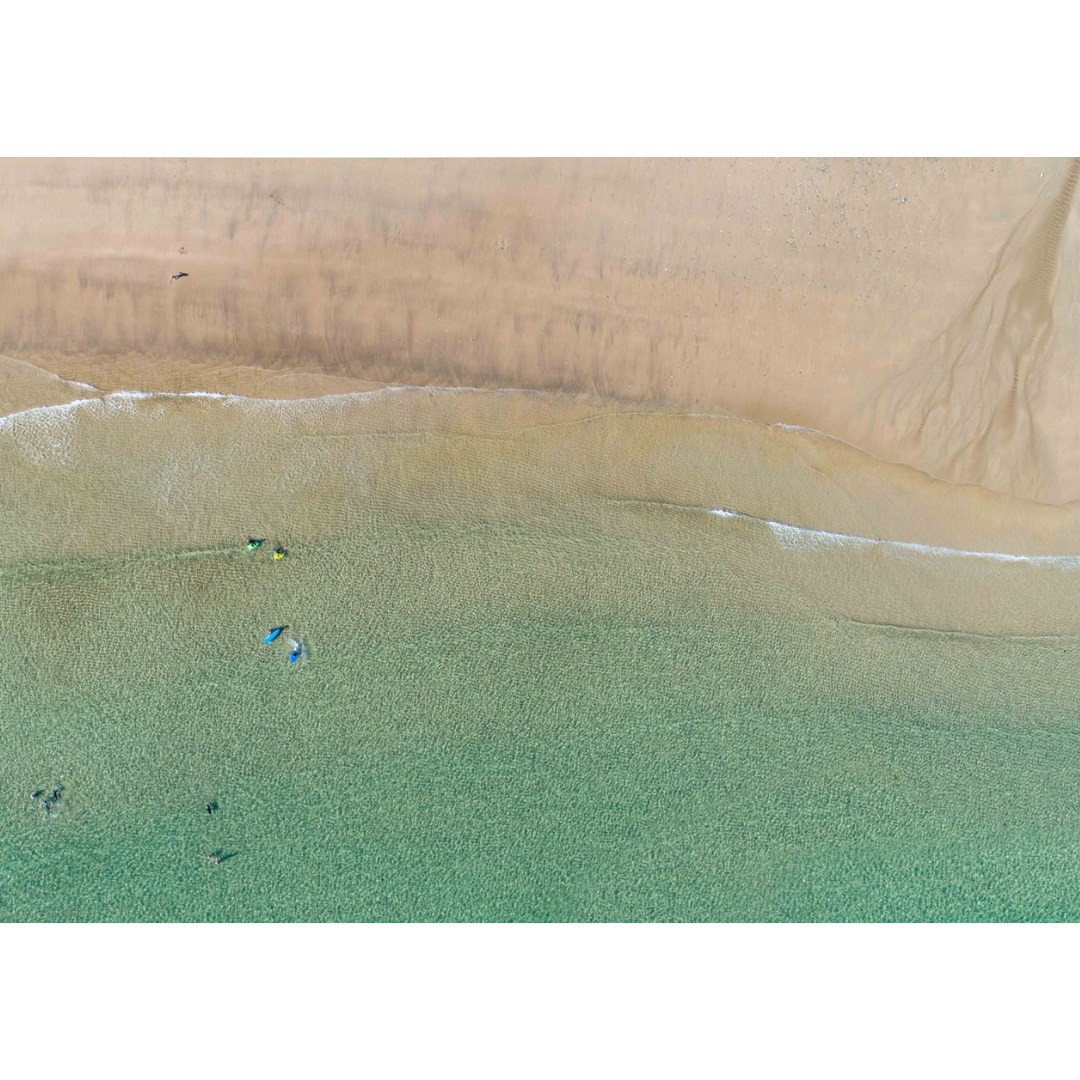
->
4;484;1080;921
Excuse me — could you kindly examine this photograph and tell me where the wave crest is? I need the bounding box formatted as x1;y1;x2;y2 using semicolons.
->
709;507;1080;568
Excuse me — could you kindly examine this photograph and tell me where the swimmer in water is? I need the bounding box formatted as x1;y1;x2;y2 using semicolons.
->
288;639;304;663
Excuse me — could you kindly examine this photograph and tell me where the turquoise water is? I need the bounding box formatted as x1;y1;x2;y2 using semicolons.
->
4;488;1080;921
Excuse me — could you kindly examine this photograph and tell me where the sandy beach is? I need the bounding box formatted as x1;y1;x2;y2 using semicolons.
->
7;159;1080;922
2;157;1078;508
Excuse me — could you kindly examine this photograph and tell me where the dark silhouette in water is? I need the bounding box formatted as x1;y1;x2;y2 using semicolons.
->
206;802;218;816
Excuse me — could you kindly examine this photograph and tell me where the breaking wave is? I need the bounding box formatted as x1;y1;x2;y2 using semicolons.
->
709;507;1080;568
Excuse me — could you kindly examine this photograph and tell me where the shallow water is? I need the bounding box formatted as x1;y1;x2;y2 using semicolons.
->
3;389;1080;920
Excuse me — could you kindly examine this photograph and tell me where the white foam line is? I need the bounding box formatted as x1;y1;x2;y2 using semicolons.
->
709;507;1080;568
0;382;620;434
0;396;103;429
4;388;1075;569
0;384;416;431
0;366;1041;504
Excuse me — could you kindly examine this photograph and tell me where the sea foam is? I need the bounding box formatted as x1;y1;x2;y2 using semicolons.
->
6;387;1080;570
709;507;1080;568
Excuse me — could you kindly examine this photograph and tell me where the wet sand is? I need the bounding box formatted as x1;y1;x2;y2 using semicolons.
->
3;157;1078;504
6;160;1080;921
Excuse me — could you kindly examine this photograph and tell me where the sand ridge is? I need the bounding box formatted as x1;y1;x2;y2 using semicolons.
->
868;159;1080;502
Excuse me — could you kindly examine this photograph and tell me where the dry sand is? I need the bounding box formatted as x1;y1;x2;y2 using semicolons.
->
2;157;1079;521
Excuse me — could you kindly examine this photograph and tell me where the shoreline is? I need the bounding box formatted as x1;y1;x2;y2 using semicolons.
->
3;157;1076;500
5;360;1080;559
